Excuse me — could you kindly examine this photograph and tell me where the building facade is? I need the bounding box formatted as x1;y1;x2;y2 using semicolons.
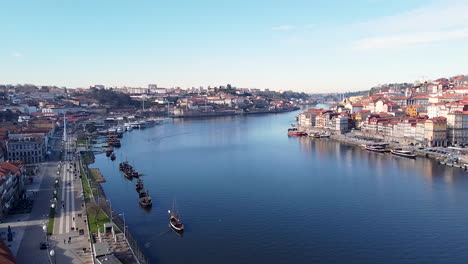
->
6;135;45;164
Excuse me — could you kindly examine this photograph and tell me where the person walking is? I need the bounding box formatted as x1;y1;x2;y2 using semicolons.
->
64;239;66;244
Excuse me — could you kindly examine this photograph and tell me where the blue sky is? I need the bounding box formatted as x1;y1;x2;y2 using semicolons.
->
2;0;468;92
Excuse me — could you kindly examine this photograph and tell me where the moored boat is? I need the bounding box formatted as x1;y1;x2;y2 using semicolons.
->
308;133;320;138
320;133;331;138
136;179;144;192
139;196;152;207
138;189;152;207
168;200;184;232
288;128;308;136
391;149;416;159
105;147;113;157
110;153;116;161
365;144;389;153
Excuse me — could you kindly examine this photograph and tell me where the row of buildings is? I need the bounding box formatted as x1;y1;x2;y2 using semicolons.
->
0;161;26;219
299;75;468;147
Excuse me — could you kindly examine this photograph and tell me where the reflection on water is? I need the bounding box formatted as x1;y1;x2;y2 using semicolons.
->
93;111;468;264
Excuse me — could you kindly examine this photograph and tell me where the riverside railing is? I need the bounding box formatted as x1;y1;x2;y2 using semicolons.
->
82;160;150;264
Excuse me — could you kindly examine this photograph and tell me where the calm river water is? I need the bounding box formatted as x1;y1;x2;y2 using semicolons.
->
92;110;468;264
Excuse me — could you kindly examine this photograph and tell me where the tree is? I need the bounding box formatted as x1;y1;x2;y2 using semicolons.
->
87;201;101;227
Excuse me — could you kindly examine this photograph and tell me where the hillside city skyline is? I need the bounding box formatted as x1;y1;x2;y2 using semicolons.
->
2;0;468;92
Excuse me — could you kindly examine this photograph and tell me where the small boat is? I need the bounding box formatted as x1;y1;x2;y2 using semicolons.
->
320;133;331;138
288;128;308;136
308;133;320;138
365;145;389;153
136;179;144;192
107;139;121;148
119;161;132;171
168;200;184;232
391;149;416;159
139;190;152;207
110;153;116;161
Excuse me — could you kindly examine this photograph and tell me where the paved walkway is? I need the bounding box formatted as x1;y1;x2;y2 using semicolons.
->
49;136;93;264
6;161;57;264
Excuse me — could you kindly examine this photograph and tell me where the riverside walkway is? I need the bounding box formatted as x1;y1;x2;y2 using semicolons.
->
49;135;93;263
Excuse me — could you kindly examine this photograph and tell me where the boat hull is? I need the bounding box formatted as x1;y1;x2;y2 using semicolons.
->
288;132;308;136
170;221;184;232
391;152;416;159
365;147;388;153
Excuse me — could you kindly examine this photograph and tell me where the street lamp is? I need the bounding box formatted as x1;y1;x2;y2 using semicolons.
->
106;199;112;221
49;249;56;264
118;213;126;239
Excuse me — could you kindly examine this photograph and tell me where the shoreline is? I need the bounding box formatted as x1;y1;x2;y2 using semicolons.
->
296;125;468;170
173;107;299;118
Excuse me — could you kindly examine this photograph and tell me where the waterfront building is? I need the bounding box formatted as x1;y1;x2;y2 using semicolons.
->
5;134;46;164
446;111;468;146
354;110;371;129
415;120;426;144
298;109;323;128
424;117;447;147
332;113;349;133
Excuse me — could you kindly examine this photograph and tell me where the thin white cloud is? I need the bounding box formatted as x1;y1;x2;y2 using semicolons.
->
272;25;296;31
352;0;468;50
11;52;22;57
355;27;468;50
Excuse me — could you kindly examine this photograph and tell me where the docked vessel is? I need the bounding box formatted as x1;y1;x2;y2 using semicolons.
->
168;200;184;232
119;161;139;178
110;153;116;161
107;138;121;148
308;133;320;138
138;189;152;208
391;149;416;159
135;179;144;192
105;147;113;157
288;128;308;136
365;144;389;153
320;133;331;138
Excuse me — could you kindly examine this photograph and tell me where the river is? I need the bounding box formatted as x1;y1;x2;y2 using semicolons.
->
91;110;468;264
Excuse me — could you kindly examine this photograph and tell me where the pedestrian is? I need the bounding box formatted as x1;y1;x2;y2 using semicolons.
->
64;239;66;244
73;217;75;221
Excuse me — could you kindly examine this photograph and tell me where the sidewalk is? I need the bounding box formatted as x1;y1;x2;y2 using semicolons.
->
8;162;57;264
48;136;93;263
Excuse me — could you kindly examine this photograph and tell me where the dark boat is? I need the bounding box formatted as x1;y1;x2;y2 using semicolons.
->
107;139;121;148
138;189;152;207
365;144;390;153
168;199;184;232
119;161;131;171
110;153;116;161
105;147;113;157
391;149;416;159
136;179;144;192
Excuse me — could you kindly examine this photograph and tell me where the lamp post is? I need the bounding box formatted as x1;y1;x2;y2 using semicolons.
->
107;199;112;222
49;248;56;264
42;224;47;241
118;213;126;239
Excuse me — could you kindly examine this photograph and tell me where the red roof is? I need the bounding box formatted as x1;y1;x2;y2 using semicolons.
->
0;162;20;175
0;238;17;264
